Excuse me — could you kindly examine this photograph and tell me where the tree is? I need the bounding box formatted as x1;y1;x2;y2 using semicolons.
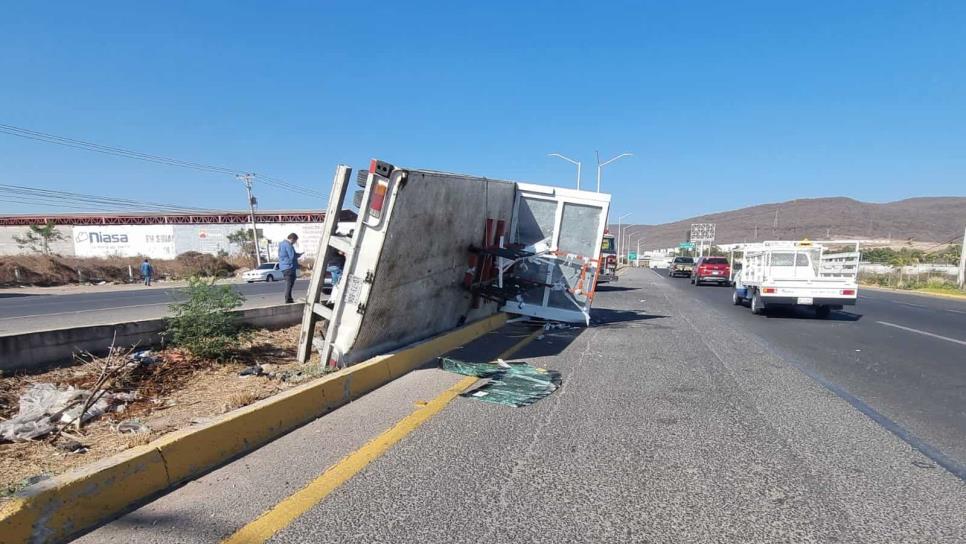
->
227;228;263;266
14;222;65;255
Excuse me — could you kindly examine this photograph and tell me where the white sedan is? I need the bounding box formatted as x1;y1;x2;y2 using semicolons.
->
243;262;284;283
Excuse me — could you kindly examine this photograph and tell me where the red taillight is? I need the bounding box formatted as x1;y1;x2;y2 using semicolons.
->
762;287;777;294
841;289;855;296
369;180;387;217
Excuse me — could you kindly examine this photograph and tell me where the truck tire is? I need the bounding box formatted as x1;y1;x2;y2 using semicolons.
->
751;291;765;315
732;290;743;305
815;305;831;319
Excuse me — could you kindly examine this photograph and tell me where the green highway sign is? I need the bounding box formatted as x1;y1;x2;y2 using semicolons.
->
679;242;695;249
628;251;638;260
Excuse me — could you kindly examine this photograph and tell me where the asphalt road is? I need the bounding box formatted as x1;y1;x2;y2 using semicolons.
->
0;279;310;334
653;267;966;473
79;267;966;543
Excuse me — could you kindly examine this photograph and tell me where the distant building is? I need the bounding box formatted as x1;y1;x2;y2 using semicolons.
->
0;210;357;259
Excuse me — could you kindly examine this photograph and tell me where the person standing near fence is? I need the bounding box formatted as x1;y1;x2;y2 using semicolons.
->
278;233;303;304
140;258;154;286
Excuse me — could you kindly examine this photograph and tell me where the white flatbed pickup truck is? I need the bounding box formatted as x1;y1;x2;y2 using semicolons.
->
732;240;860;318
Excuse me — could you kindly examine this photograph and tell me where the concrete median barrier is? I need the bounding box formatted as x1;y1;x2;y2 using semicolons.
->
0;303;304;373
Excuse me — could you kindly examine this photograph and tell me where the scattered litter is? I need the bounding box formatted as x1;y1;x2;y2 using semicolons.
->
190;417;213;426
543;322;573;331
439;357;561;407
130;350;159;366
55;439;89;454
112;392;139;403
855;349;862;352
239;365;265;377
536;335;545;340
116;419;150;434
0;384;108;442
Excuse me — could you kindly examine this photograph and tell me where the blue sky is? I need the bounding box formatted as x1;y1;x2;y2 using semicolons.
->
1;1;964;223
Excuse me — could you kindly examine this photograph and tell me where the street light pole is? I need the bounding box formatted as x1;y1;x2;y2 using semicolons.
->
595;151;633;193
548;153;582;190
617;212;631;264
624;227;645;264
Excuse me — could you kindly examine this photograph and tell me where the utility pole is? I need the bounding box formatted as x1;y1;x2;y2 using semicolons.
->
239;173;262;266
958;225;966;289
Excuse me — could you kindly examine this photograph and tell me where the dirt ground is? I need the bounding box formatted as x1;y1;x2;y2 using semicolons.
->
0;253;245;287
0;325;326;500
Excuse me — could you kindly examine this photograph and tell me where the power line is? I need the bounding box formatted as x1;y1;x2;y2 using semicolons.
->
0;183;228;214
0;123;328;199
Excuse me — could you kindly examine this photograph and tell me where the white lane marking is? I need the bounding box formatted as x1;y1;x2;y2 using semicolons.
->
876;321;966;347
890;300;927;309
947;309;966;314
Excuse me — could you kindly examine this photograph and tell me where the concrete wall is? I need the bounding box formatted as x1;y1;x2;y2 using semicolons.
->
0;226;77;256
0;303;304;373
0;222;358;259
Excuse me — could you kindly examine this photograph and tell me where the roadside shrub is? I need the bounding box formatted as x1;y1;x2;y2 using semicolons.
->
166;276;248;361
925;276;954;289
174;251;236;278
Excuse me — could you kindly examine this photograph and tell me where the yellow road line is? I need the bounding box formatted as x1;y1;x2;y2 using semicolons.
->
222;326;544;544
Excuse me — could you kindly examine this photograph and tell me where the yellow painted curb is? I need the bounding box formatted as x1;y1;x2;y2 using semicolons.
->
0;313;507;544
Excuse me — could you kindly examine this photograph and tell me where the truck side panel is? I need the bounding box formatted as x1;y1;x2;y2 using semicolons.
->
343;170;517;364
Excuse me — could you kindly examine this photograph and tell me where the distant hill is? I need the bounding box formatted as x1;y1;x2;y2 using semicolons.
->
613;197;966;250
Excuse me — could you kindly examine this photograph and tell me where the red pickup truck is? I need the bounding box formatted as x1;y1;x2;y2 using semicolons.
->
692;256;731;286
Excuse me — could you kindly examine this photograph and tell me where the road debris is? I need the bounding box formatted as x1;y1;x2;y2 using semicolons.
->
439;357;561;407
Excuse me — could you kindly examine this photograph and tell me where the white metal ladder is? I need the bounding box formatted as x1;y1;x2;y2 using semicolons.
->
296;165;358;364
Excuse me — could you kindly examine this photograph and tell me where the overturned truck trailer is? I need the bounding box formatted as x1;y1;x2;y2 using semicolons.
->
297;160;611;367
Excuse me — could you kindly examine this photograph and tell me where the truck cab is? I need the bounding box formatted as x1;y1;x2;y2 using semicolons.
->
597;233;618;283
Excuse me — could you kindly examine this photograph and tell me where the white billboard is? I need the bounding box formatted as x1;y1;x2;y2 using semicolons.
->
73;225;176;258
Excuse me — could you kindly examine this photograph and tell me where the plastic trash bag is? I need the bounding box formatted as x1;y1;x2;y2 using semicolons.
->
0;383;108;442
439;357;561;407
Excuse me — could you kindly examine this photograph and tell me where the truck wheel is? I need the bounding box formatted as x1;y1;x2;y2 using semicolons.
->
815;306;831;319
751;291;765;315
732;290;743;305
